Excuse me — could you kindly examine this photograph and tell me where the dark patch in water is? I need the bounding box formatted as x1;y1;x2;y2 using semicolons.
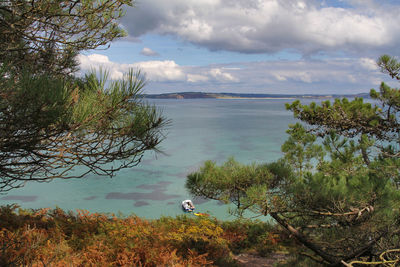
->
239;142;255;151
106;191;179;201
193;197;210;205
136;181;172;190
84;196;97;200
107;181;180;202
1;195;37;202
134;201;150;207
130;168;164;176
138;158;155;165
167;202;175;205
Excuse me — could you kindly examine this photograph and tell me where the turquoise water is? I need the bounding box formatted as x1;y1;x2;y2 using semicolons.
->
0;99;298;219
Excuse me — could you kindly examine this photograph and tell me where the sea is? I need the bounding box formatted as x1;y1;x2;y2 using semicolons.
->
0;98;307;220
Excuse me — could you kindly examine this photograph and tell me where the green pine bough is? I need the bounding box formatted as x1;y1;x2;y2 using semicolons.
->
187;55;400;266
0;0;168;191
0;68;167;192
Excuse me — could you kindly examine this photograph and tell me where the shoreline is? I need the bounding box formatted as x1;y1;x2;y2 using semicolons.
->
215;96;297;100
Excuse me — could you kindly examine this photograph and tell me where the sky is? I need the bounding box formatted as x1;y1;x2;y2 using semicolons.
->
78;0;400;94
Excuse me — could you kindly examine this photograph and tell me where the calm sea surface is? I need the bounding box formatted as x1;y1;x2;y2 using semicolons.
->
0;99;305;219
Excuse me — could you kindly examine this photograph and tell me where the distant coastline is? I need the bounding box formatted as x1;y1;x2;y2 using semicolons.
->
143;92;370;100
216;97;295;100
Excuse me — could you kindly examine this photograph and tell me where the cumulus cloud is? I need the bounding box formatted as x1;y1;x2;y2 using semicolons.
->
78;54;124;79
77;54;238;83
122;0;400;55
78;54;110;69
272;71;314;83
136;60;185;81
228;58;389;94
140;47;160;56
209;68;239;82
77;54;391;95
78;54;184;81
187;74;209;83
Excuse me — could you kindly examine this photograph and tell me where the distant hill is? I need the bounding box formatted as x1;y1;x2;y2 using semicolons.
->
143;92;370;99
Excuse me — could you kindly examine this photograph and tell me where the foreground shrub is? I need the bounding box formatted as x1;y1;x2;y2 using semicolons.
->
0;206;240;266
221;219;291;256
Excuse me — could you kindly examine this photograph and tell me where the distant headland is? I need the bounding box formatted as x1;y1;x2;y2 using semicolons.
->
143;92;370;99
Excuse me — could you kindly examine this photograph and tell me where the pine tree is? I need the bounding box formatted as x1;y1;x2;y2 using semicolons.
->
0;0;132;75
0;0;168;191
187;55;400;266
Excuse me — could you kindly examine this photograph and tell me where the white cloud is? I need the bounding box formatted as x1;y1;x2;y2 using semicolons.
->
77;54;238;83
347;74;357;83
78;54;110;69
232;58;391;94
209;68;239;82
273;74;287;81
77;54;184;81
272;70;320;83
359;57;379;71
122;0;400;55
78;54;394;95
140;47;160;56
304;7;389;49
187;74;209;83
135;60;185;81
77;54;123;79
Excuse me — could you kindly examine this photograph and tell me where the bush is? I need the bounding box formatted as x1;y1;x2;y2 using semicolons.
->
0;206;234;266
220;219;288;256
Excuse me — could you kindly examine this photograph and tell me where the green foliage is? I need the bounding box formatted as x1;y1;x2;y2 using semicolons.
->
187;158;274;216
0;0;167;192
286;97;383;140
0;67;167;192
187;55;400;266
281;123;325;176
377;54;400;81
0;0;133;75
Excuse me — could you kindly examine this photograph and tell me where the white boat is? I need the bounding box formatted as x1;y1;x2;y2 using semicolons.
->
182;200;195;212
